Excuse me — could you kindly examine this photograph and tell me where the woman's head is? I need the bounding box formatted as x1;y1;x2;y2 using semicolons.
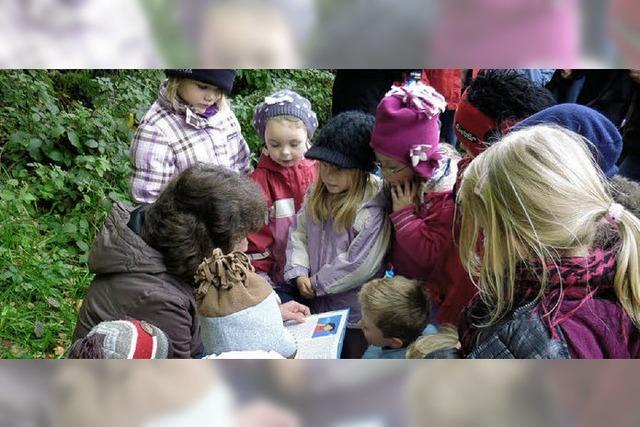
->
142;164;267;285
370;83;447;184
458;125;640;325
454;70;556;157
164;69;236;114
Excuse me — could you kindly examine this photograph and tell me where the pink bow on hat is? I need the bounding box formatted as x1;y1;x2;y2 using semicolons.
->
410;144;434;167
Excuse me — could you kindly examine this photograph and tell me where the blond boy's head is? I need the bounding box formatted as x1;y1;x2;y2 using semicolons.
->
358;276;429;348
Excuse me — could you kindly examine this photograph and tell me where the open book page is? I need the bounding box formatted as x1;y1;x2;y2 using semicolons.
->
285;309;350;359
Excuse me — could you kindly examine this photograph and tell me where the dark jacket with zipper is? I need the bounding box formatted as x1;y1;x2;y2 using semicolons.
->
73;202;203;358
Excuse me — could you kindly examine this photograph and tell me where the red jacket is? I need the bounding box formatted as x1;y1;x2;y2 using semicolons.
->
421;69;463;110
247;153;318;288
387;190;477;326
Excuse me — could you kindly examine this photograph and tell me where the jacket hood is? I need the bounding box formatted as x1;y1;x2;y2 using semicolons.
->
362;175;388;209
88;203;167;276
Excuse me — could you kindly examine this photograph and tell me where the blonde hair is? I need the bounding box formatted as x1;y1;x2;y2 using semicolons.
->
308;169;373;232
405;325;459;359
457;124;640;327
165;77;230;112
359;276;429;344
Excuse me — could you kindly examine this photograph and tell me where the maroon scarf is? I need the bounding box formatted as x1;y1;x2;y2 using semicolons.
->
460;246;619;352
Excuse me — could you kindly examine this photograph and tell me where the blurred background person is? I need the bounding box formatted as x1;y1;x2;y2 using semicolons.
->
0;0;161;67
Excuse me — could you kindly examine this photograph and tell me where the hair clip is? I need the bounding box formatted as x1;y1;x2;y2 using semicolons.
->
605;202;624;224
384;267;395;279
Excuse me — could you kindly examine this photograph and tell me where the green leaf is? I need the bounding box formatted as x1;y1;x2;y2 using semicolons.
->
85;139;99;149
62;223;77;234
0;189;15;201
76;240;89;252
68;131;81;149
46;149;64;162
52;124;65;138
28;138;42;149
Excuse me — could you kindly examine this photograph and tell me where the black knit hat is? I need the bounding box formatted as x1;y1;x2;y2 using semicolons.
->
164;69;236;94
305;111;376;172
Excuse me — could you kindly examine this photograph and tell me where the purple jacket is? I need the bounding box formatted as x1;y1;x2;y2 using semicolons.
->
284;178;391;327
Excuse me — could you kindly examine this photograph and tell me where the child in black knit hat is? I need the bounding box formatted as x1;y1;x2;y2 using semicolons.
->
284;111;392;359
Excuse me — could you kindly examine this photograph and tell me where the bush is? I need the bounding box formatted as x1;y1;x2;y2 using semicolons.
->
0;69;334;358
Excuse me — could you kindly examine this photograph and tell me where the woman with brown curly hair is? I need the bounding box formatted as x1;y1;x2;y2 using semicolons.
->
73;164;309;358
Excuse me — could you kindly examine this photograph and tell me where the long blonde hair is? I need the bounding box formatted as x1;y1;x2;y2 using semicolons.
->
458;124;640;327
164;77;230;112
308;169;373;232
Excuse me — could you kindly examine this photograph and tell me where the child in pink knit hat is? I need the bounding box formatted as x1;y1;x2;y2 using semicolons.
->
370;82;475;327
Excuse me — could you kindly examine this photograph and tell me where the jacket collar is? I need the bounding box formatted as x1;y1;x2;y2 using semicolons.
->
157;81;217;130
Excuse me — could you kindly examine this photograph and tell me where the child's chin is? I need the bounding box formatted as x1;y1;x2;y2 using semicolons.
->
275;159;297;168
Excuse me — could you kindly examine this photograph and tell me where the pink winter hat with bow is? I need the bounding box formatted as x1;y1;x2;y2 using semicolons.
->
370;83;447;180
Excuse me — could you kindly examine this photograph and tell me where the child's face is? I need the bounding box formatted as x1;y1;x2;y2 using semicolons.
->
319;162;354;194
375;152;415;186
177;79;221;113
358;311;392;348
264;120;308;168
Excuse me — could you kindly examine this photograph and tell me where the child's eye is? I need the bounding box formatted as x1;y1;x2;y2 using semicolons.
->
197;84;208;90
290;143;300;147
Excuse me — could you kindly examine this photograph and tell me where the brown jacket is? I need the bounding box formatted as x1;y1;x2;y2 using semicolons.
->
73;203;203;358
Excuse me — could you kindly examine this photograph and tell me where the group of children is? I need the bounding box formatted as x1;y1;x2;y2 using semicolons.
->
70;69;640;359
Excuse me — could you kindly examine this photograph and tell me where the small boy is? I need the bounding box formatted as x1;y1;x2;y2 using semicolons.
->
358;276;432;359
247;89;319;302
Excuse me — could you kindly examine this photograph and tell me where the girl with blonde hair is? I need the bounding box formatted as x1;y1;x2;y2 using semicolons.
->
451;124;640;358
284;111;391;358
130;70;251;204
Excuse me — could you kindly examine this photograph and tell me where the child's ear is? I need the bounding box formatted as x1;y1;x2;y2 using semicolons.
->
389;337;405;349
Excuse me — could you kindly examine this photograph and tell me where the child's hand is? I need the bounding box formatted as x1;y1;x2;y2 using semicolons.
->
391;181;418;212
280;301;311;323
296;276;315;299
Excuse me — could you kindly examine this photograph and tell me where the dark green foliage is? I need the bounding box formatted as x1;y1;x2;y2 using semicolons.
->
0;69;334;358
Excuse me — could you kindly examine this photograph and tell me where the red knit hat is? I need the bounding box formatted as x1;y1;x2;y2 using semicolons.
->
370;83;447;180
